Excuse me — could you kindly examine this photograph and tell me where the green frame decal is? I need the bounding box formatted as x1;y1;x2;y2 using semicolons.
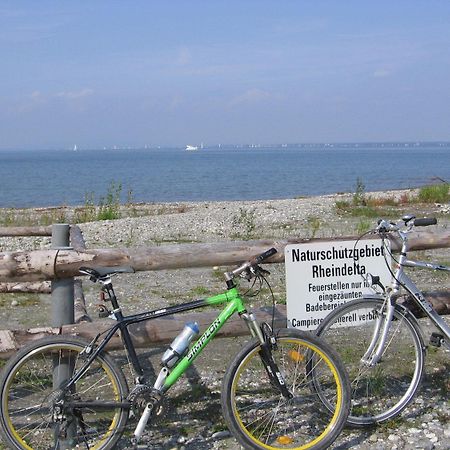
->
163;288;245;390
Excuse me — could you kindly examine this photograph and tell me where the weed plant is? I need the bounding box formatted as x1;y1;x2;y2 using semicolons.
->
97;181;122;220
73;193;96;223
231;207;257;240
335;179;449;219
305;216;322;238
418;183;449;203
355;218;372;234
352;177;367;206
0;181;127;226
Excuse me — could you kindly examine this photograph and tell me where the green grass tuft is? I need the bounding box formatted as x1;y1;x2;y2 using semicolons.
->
418;183;449;203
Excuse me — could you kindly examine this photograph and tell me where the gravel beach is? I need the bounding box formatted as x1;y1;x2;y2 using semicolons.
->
0;190;448;449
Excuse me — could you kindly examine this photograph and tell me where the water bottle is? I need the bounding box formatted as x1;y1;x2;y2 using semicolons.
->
161;322;199;368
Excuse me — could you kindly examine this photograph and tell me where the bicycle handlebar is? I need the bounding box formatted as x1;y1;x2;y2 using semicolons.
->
376;219;398;233
226;247;277;280
252;247;278;265
376;216;437;233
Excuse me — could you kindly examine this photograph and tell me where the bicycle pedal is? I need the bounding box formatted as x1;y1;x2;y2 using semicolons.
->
430;332;444;347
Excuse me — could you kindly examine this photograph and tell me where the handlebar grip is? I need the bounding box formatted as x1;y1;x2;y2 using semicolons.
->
413;218;437;227
254;247;277;264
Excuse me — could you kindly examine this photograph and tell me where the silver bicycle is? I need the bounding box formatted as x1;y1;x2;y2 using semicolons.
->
316;214;449;426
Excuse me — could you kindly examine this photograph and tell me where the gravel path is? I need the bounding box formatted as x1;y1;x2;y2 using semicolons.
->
0;190;448;449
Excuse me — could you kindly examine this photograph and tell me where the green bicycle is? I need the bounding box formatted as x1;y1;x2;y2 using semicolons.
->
0;248;350;449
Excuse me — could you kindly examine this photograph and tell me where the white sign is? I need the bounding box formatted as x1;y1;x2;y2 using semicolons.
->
285;239;391;330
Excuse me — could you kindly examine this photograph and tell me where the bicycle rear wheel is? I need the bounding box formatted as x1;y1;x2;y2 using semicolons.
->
316;298;425;426
0;336;129;450
221;329;350;450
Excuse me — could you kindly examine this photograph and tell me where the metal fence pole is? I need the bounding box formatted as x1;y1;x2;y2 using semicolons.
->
51;224;74;327
51;224;75;448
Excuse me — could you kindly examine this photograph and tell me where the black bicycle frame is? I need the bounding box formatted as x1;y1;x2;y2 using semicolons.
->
64;284;217;390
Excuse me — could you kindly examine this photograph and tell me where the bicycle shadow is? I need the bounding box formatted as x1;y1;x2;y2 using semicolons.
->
115;347;230;449
119;377;227;449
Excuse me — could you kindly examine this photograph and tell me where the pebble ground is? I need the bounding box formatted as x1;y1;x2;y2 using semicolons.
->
0;190;448;449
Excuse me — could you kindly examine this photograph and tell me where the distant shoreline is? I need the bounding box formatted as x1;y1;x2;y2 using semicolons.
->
1;140;450;152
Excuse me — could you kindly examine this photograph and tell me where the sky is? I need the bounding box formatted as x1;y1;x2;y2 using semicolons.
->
1;1;450;149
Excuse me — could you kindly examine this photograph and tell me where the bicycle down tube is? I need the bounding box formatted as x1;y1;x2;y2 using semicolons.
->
163;288;247;390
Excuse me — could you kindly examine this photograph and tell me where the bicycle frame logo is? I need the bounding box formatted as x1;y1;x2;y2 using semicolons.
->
186;318;221;361
413;291;434;313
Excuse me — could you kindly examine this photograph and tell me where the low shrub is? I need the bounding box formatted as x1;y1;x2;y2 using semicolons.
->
418;184;449;204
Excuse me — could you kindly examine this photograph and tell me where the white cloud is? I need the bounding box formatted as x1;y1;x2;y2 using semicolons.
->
373;69;390;78
168;94;184;110
175;47;192;66
30;90;43;100
56;88;94;99
228;88;275;107
11;88;94;115
12;90;46;113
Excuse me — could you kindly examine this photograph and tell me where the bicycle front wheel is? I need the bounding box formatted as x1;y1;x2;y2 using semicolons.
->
316;297;425;426
221;329;350;450
0;336;129;450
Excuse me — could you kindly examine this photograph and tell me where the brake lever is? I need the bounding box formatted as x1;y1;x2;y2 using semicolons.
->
239;268;253;281
250;265;271;277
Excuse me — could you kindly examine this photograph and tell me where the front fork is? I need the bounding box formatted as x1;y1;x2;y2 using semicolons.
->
361;295;396;367
241;312;293;399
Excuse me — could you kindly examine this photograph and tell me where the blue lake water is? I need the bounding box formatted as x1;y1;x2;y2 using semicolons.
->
0;144;449;208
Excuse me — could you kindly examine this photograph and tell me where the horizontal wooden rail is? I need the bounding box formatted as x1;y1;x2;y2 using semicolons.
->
399;291;450;317
0;225;85;244
0;226;52;237
1;291;448;358
1;230;449;282
0;305;286;358
0;281;51;293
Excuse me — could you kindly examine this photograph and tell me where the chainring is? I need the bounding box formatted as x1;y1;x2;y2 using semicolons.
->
128;385;166;422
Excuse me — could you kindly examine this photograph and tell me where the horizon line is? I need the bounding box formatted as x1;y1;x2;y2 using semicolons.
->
1;140;450;152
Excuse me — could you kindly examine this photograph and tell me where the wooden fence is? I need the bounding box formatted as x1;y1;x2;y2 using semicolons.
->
0;224;449;357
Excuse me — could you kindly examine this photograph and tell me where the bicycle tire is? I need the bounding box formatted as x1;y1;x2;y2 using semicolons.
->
316;297;425;426
221;329;351;450
0;336;129;450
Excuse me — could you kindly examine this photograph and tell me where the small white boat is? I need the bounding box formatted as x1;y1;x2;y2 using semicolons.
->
185;145;198;151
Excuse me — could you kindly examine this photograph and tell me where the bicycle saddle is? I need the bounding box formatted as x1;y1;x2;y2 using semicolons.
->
79;266;135;280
